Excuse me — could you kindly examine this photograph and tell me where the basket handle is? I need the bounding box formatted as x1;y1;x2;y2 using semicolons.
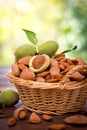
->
60;65;87;84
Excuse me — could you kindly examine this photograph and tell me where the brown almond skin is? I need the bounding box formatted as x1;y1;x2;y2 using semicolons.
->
37;71;49;77
42;114;52;121
45;74;51;80
70;71;85;81
28;112;42;124
64;65;75;73
50;66;60;78
78;69;87;76
20;68;35;80
36;77;45;82
46;78;61;83
71;59;78;65
12;63;20;77
18;64;27;70
64;115;87;125
59;58;67;63
59;64;65;70
13;108;27;120
50;58;58;67
54;54;65;61
18;110;27;120
8;117;16;127
66;58;74;65
18;56;32;65
62;62;70;68
48;124;65;130
76;56;86;65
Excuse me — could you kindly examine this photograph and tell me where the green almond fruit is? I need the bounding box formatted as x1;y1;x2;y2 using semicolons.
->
0;89;19;107
14;44;36;59
38;40;59;57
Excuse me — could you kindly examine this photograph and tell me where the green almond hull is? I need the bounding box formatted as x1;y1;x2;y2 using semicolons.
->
14;44;36;59
0;89;19;107
38;40;59;57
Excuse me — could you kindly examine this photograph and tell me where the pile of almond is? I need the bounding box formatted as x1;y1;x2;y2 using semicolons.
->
8;107;87;129
12;54;87;83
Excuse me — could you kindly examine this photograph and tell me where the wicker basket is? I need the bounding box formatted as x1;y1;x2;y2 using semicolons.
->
8;65;87;115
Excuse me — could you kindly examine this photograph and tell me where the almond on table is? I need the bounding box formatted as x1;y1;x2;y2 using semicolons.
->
28;112;42;124
42;114;52;121
64;115;87;125
8;117;16;127
13;108;27;120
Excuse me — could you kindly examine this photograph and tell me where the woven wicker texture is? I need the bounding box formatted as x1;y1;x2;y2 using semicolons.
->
8;65;87;115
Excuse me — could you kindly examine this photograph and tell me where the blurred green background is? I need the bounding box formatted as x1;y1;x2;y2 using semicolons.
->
0;0;87;66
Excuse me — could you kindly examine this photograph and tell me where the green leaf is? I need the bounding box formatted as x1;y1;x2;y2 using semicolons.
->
23;29;38;45
59;45;77;54
54;45;77;58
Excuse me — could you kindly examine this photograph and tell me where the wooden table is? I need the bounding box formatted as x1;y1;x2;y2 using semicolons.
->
0;67;87;130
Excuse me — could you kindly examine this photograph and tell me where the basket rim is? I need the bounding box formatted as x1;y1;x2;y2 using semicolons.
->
7;72;87;90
